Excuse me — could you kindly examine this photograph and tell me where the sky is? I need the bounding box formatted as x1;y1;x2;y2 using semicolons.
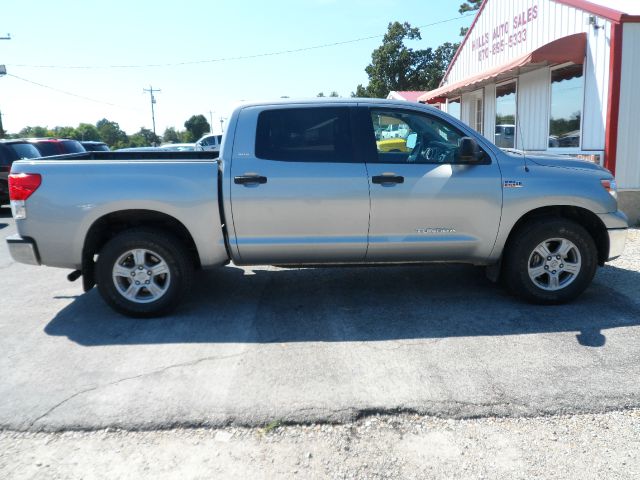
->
0;0;473;136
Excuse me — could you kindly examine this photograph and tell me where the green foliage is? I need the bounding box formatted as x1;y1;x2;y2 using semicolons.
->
459;0;482;14
19;126;51;138
162;127;180;144
75;123;101;142
184;115;210;142
353;22;459;98
96;119;128;148
129;127;160;147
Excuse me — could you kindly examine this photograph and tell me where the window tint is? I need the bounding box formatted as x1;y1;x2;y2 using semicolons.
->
549;64;583;148
34;142;59;156
61;140;85;153
216;135;222;144
256;108;352;162
370;109;483;164
10;143;41;159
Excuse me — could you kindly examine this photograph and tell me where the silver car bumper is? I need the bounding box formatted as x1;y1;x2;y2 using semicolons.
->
607;228;627;260
6;234;41;266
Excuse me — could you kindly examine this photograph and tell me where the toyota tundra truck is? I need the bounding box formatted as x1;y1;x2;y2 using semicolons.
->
5;99;628;317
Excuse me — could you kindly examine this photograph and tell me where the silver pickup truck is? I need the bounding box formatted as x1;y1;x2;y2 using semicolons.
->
6;99;628;317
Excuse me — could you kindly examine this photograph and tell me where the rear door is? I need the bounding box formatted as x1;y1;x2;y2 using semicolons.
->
359;106;503;262
228;105;370;264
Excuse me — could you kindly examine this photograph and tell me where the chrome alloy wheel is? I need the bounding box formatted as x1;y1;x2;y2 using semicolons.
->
112;249;171;303
527;238;582;291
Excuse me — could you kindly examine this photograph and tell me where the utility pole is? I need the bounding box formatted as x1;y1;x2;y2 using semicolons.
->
143;85;161;143
219;117;225;133
208;110;214;133
1;34;10;138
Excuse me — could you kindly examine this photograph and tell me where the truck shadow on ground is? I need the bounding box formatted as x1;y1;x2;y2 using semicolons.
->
44;263;640;348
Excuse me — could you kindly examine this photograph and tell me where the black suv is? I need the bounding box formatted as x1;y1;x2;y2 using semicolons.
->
0;140;42;204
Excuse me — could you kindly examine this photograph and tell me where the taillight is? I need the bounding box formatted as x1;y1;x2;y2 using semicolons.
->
9;173;42;201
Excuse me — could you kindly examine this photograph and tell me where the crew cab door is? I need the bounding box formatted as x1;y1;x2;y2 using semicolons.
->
228;105;370;264
360;107;502;262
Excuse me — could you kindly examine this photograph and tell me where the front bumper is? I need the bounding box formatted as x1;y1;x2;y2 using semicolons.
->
607;228;627;260
6;234;41;266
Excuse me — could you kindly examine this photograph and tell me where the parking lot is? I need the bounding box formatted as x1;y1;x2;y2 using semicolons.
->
1;205;640;434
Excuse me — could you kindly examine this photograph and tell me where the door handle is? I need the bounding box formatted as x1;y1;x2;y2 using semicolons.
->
372;174;404;185
234;175;267;185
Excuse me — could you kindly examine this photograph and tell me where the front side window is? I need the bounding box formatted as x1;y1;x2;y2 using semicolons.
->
256;107;352;162
495;82;517;148
370;109;484;164
549;64;584;148
10;143;41;159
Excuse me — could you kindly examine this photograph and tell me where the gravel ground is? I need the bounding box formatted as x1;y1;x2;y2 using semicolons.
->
1;409;639;480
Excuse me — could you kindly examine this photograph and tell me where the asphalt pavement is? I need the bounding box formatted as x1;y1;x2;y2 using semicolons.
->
1;206;639;432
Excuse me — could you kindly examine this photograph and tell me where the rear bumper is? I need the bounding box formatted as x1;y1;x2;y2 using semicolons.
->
6;234;41;266
607;228;627;261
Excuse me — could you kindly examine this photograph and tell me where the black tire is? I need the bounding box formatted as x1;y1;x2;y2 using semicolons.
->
503;218;598;304
96;228;193;318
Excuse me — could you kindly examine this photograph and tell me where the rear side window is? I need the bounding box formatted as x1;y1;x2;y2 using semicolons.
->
255;107;352;162
61;140;85;153
34;142;59;156
10;143;41;160
216;135;222;144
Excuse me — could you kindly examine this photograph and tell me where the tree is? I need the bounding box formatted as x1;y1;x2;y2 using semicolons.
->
163;127;180;143
19;126;51;138
96;119;128;148
129;127;160;147
352;22;458;98
184;115;210;142
52;126;77;139
459;0;482;36
74;123;101;142
459;0;482;14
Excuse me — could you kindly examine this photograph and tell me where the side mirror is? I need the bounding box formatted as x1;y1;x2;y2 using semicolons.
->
406;133;417;150
458;137;481;163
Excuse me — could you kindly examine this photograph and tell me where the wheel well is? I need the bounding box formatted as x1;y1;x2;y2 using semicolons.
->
82;210;200;290
504;206;609;266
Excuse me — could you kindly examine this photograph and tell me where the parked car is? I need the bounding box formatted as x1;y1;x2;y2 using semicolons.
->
160;143;196;151
27;138;85;156
81;141;110;152
195;134;222;152
0;140;41;204
5;99;628;317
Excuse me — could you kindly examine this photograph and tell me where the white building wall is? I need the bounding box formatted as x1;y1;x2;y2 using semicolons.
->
616;23;640;190
443;0;611;154
483;83;496;142
516;67;550;150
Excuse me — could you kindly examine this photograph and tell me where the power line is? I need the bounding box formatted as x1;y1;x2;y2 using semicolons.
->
9;14;475;70
5;73;143;111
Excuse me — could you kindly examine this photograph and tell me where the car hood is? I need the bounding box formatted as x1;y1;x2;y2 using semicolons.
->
505;150;611;175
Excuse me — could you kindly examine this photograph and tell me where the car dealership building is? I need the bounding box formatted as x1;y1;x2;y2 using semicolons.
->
417;0;640;223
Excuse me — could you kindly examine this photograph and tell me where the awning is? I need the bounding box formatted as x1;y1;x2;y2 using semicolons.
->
418;33;587;103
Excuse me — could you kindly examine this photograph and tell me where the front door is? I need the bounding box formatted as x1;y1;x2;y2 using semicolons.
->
229;105;370;265
362;107;503;263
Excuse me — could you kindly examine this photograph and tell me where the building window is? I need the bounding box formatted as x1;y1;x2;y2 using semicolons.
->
549;64;584;148
447;97;461;119
495;81;517;148
474;97;483;135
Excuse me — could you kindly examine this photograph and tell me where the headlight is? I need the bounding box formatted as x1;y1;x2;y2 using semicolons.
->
601;179;618;200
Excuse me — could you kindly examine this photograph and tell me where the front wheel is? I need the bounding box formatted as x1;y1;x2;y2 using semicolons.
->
503;219;598;304
96;229;193;318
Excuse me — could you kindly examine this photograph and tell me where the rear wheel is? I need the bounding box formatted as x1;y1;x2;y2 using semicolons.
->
96;229;193;317
504;219;597;304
